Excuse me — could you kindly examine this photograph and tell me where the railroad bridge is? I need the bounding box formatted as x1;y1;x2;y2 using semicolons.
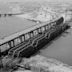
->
0;16;69;59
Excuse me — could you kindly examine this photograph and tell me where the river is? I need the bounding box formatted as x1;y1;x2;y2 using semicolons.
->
39;22;72;66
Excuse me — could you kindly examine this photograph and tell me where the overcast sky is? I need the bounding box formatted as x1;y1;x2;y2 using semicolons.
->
0;0;72;3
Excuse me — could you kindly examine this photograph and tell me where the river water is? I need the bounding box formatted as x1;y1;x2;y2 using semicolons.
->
39;22;72;66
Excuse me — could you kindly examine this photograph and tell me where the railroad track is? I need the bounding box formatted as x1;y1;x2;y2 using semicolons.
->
8;24;66;58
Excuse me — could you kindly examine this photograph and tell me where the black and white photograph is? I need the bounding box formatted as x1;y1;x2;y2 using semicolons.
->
0;0;72;72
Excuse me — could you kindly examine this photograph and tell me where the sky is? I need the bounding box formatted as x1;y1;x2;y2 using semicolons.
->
0;0;72;5
0;0;72;3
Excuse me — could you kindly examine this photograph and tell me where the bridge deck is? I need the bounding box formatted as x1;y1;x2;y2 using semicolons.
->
0;16;37;39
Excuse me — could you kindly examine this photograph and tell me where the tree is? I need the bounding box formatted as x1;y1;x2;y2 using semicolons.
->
0;49;3;69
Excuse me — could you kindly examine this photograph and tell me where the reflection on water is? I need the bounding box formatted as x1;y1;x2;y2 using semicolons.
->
39;22;72;66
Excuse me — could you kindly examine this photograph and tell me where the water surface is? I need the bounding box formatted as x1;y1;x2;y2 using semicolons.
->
40;22;72;65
